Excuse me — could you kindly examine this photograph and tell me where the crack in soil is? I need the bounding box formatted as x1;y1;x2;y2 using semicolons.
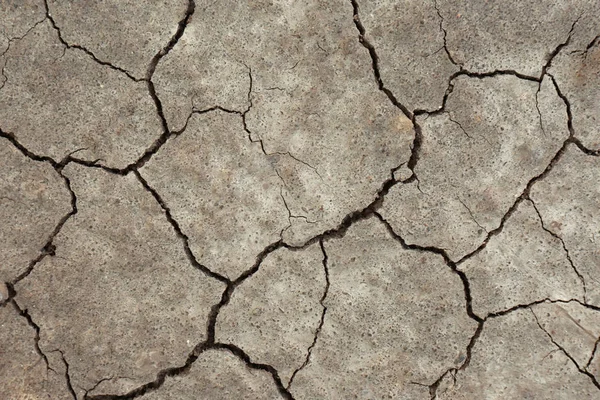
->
532;308;600;390
43;0;140;81
133;170;230;284
529;198;587;301
3;2;599;398
286;239;330;389
10;299;54;373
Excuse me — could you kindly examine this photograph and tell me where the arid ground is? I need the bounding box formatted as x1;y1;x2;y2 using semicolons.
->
2;1;600;399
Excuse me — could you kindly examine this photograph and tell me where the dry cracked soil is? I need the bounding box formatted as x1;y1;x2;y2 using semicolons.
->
1;0;600;399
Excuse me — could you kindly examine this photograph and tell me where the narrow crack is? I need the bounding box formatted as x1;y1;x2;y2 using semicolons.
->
11;169;77;285
0;129;63;169
0;18;47;91
414;69;538;118
133;170;229;284
540;15;582;79
531;308;600;390
85;340;210;400
529;198;587;301
571;33;600;60
485;297;600;320
85;376;131;398
10;299;54;373
572;137;600;156
586;336;600;370
279;189;317;234
145;0;195;80
446;114;472;139
349;0;412;119
55;349;78;400
457;198;488;233
433;0;461;68
534;87;547;136
286;239;330;389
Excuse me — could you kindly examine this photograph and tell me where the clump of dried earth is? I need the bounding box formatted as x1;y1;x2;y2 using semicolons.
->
2;1;600;399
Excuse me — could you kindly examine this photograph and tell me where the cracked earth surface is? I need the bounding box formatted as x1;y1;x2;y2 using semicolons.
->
1;0;600;399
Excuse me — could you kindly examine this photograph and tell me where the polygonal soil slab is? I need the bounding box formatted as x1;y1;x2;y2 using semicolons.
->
289;217;477;399
153;0;415;246
140;110;288;279
216;243;326;385
381;75;568;260
0;139;71;283
530;146;600;306
15;165;225;398
138;349;283;400
0;20;162;169
438;309;599;399
0;304;72;399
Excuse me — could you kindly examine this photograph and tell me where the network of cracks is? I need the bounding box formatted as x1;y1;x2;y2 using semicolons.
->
2;0;600;399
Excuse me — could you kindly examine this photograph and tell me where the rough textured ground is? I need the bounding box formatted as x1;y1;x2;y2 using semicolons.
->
1;1;600;399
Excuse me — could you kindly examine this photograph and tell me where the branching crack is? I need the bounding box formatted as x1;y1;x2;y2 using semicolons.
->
426;322;484;399
429;297;600;398
529;198;587;301
531;309;600;390
4;4;596;399
0;133;78;304
570;33;600;60
287;239;330;389
10;299;54;373
433;0;461;68
53;349;78;400
5;303;76;400
456;139;574;266
86;237;291;399
31;0;197;174
540;15;582;79
349;0;421;180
